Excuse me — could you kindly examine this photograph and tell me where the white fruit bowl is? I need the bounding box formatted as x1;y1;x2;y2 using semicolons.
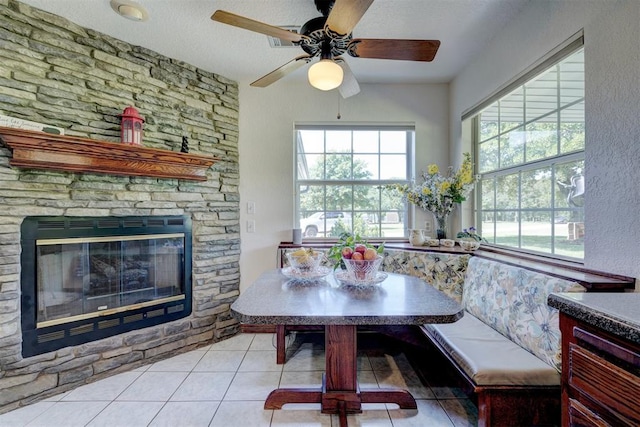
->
286;250;324;272
342;256;383;282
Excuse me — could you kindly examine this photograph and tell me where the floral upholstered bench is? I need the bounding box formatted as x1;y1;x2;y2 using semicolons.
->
420;256;586;427
380;249;470;301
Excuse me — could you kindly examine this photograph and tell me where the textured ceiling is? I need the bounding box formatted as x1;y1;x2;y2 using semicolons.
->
19;0;530;86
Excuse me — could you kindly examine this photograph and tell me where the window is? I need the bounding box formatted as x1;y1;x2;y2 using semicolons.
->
295;125;413;239
471;43;584;259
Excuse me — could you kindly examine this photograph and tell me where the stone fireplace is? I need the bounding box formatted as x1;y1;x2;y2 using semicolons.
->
21;216;193;358
0;1;240;413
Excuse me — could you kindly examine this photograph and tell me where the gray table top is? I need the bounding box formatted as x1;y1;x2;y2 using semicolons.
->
548;292;640;345
231;269;464;326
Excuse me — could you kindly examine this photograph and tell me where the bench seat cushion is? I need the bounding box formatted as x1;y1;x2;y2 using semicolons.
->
423;313;560;386
462;256;585;371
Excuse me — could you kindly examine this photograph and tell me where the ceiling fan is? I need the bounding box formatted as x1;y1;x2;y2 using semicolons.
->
211;0;440;98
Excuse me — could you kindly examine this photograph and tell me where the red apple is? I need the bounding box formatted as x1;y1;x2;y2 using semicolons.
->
341;247;353;259
354;244;367;254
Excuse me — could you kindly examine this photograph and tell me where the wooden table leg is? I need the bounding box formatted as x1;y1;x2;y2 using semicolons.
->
322;324;417;411
322;325;361;414
264;324;417;417
276;325;286;364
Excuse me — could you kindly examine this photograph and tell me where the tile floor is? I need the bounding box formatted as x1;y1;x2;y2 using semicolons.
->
0;332;478;427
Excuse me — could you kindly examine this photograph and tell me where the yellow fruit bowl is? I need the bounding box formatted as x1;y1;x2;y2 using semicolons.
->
286;249;324;273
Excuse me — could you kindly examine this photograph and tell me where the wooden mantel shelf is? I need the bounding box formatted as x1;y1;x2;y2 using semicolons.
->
0;127;219;181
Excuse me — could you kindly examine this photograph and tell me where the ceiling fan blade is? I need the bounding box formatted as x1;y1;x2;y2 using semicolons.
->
250;55;313;88
325;0;374;38
335;58;360;98
211;10;304;43
348;38;441;62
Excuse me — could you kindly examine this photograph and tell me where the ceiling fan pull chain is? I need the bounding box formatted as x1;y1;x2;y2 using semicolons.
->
337;92;341;120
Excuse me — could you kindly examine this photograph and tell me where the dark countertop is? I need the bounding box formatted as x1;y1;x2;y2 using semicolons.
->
548;292;640;344
232;269;464;326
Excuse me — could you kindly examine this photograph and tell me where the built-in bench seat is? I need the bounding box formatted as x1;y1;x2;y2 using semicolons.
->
419;255;586;426
425;314;560;387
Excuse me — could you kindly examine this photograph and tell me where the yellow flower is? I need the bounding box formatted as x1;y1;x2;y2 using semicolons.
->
422;187;431;196
439;181;451;192
460;171;473;184
427;164;439;175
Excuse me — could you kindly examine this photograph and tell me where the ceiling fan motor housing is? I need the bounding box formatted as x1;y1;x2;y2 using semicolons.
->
299;16;350;58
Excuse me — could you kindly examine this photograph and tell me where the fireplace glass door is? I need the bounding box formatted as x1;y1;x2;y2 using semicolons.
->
37;233;185;327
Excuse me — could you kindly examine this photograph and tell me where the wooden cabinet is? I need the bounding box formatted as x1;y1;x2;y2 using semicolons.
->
559;313;640;427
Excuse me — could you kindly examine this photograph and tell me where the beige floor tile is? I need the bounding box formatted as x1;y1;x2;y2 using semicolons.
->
439;399;478;427
338;409;394;427
238;350;283;372
368;352;413;372
357;352;373;371
61;371;142;401
375;369;435;399
209;333;255;351
86;401;164;427
0;401;55;427
148;401;220;427
279;370;323;388
115;371;188;401
169;372;235;401
271;407;331;426
193;350;246;372
224;371;282;401
210;401;272;427
130;364;150;372
283;348;326;371
388;399;455;426
430;385;469;400
249;333;278;350
27;401;110;427
358;370;381;389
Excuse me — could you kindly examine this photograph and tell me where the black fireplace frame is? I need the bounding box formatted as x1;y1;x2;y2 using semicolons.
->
20;215;192;357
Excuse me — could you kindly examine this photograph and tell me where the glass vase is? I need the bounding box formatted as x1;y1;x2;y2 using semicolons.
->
434;214;448;239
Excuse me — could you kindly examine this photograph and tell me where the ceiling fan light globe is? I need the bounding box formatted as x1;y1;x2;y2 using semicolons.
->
118;5;144;20
110;1;148;22
308;60;344;91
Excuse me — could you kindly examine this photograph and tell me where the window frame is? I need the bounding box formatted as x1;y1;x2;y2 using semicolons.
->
294;124;415;241
468;33;585;260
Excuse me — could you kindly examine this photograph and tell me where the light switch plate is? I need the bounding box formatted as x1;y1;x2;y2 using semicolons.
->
247;220;255;233
247;201;255;215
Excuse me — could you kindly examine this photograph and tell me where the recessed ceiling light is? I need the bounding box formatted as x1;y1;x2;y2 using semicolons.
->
110;0;148;22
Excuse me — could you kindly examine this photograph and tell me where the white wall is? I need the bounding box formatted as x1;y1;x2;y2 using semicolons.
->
238;82;449;291
450;0;640;284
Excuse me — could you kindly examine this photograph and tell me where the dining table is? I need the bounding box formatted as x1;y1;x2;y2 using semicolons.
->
230;268;464;427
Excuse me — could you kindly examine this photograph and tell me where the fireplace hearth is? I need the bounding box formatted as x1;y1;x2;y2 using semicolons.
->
20;216;192;357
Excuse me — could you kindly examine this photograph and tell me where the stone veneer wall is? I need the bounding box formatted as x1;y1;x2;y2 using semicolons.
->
0;0;240;413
